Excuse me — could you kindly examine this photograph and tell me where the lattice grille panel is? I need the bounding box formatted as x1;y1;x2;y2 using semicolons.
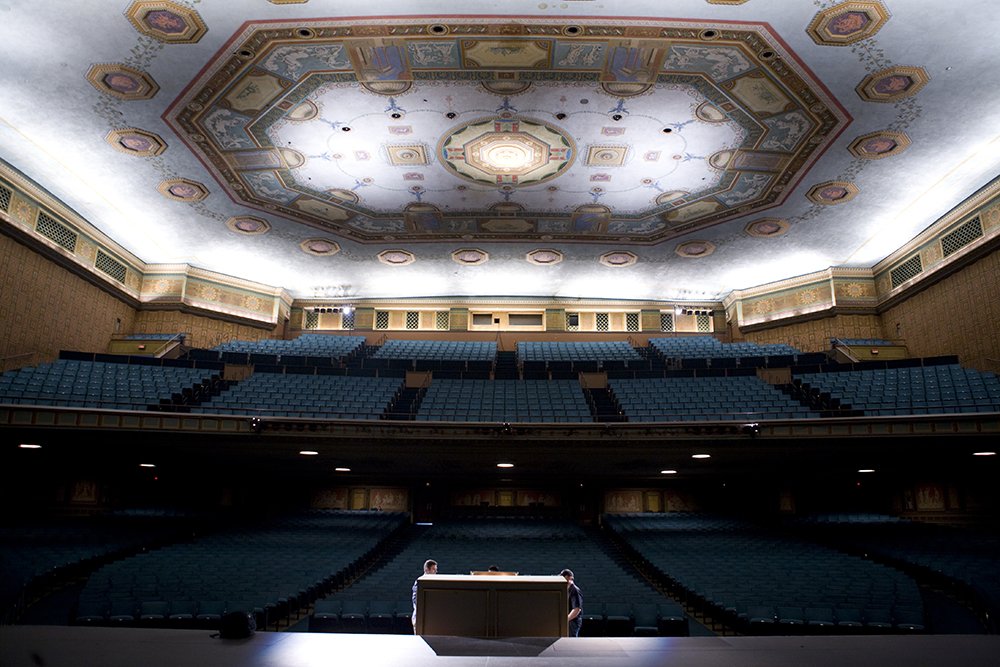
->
95;249;127;283
697;314;711;332
36;211;78;252
0;183;11;212
890;255;922;289
305;311;319;329
406;311;419;330
342;311;355;330
566;313;579;332
595;312;609;332
436;311;450;330
626;312;640;332
375;311;389;330
660;313;674;332
941;216;983;258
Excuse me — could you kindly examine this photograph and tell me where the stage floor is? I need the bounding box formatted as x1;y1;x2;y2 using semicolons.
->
2;626;999;667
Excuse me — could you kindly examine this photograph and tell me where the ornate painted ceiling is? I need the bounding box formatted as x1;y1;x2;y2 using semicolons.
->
1;1;998;301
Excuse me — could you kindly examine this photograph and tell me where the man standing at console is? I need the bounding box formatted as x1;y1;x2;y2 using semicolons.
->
412;559;438;633
560;568;583;637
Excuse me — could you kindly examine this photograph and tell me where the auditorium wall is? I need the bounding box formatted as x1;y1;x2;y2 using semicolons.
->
0;233;136;370
738;313;885;353
133;309;278;349
881;244;1000;374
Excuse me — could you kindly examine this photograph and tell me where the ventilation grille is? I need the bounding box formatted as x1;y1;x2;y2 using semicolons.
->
36;211;78;252
660;313;674;332
342;310;355;330
305;310;319;329
406;311;419;330
95;249;127;284
595;312;609;332
626;312;640;332
375;311;389;330
941;216;983;258
890;255;922;289
436;311;450;330
566;312;579;332
696;313;712;332
0;183;11;212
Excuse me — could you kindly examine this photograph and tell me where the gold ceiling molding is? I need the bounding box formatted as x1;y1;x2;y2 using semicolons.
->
105;128;167;157
806;181;859;205
86;64;159;101
856;66;930;103
848;130;911;160
126;1;207;44
806;1;890;46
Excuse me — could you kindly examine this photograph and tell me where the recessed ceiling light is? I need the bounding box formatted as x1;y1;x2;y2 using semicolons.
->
660;469;678;475
973;451;996;456
858;469;875;473
139;463;156;468
691;454;711;459
299;450;319;456
18;444;41;449
334;467;351;472
497;462;514;468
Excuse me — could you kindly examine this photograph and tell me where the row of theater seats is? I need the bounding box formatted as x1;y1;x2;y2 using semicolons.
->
0;360;216;410
795;364;1000;415
373;340;496;361
416;379;592;422
610;376;819;421
517;341;642;362
605;513;927;633
649;337;801;359
72;511;407;630
312;518;689;636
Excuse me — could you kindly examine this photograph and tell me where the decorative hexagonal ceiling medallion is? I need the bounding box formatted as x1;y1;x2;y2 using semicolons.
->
226;216;271;236
378;249;416;266
744;218;789;238
599;250;638;267
164;17;848;244
675;240;717;258
441;118;573;186
848;130;911;160
106;128;166;157
807;1;890;46
126;1;208;44
856;66;930;103
451;248;489;265
807;181;859;205
157;179;208;202
526;249;564;266
300;238;340;256
87;64;159;100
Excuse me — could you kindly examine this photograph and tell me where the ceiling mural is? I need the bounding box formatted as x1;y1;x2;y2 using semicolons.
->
165;17;848;244
2;1;998;302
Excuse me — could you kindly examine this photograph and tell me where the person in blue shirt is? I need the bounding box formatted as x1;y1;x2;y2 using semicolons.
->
560;568;583;636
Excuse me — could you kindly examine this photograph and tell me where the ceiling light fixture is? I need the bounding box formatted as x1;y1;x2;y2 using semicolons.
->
973;451;996;456
299;450;319;456
691;454;711;459
858;468;875;473
334;467;351;472
18;443;41;449
660;469;678;475
139;463;156;468
497;462;515;468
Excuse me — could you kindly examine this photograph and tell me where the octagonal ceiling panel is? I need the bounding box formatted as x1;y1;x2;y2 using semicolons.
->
165;16;848;245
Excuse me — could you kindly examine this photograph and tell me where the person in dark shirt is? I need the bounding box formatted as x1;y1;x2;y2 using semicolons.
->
411;559;437;633
560;568;583;637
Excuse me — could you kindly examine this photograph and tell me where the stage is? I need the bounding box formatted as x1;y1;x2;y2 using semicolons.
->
2;627;1000;667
